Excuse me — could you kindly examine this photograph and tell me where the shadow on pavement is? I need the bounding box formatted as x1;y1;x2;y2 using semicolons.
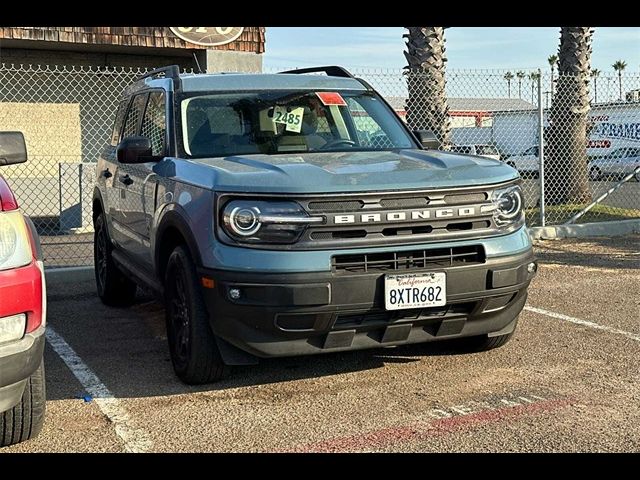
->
45;281;485;402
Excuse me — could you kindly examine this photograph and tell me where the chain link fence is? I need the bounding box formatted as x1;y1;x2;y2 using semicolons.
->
0;64;638;267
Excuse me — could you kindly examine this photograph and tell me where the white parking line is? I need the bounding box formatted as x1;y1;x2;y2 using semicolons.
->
45;328;152;453
524;306;640;342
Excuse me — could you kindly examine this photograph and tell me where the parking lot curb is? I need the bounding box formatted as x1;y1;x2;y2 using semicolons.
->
44;266;94;285
528;219;640;240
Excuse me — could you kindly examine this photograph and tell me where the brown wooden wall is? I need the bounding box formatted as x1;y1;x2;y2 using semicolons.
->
0;27;265;53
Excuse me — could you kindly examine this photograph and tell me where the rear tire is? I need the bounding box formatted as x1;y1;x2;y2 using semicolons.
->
165;246;229;384
94;213;137;307
0;361;46;447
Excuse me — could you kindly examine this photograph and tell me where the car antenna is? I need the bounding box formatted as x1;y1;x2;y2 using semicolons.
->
192;52;204;74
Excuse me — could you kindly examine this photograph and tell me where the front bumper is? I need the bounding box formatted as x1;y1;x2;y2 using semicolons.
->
0;327;45;412
200;246;536;359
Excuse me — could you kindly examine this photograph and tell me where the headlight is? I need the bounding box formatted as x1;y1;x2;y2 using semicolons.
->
0;210;32;271
221;200;324;244
491;185;524;226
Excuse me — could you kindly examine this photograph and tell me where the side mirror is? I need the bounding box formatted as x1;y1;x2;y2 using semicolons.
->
117;136;153;164
0;131;28;166
413;130;440;150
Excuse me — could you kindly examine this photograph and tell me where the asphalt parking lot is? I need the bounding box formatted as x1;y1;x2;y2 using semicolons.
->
2;234;639;453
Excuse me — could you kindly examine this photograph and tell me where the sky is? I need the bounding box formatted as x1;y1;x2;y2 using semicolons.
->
264;27;640;73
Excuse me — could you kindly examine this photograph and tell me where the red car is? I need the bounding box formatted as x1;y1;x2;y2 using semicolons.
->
0;131;46;447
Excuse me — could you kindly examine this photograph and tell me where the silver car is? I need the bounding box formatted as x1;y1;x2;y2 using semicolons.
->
588;147;640;181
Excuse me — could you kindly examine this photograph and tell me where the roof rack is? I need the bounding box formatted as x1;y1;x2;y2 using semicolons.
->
138;65;182;90
278;66;355;79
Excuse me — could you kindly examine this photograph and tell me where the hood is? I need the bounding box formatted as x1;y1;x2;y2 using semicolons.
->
165;149;519;194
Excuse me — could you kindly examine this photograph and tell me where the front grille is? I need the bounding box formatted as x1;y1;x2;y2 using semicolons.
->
332;245;485;274
444;192;487;204
217;183;517;250
379;197;429;209
307;200;364;211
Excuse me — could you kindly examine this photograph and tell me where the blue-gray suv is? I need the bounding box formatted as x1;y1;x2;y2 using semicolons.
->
93;65;536;384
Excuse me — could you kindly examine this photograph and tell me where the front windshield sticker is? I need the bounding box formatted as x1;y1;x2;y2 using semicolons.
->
273;106;304;133
316;92;347;106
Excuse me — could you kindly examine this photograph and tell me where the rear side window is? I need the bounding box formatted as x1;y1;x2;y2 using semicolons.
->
122;94;148;139
110;100;129;146
140;91;167;156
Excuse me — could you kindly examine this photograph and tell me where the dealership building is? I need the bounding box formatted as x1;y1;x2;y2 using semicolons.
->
0;28;265;238
0;27;265;71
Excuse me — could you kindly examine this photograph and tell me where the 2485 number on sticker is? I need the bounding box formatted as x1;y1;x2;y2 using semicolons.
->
273;106;304;133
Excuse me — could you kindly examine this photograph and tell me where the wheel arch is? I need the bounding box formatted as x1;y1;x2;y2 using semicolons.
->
154;208;203;282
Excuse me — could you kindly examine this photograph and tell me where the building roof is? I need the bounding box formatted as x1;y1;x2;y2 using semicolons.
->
385;96;536;112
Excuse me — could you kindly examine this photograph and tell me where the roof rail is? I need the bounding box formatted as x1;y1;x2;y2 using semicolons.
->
138;65;182;91
278;66;355;79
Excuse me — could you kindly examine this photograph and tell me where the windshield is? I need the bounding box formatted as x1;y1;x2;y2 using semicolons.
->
180;90;415;158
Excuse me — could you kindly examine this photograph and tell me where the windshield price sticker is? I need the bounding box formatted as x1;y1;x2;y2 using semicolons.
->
316;92;347;106
273;106;304;133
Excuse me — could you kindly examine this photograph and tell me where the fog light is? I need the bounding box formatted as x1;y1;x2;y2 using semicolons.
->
527;262;537;274
229;288;241;300
0;313;26;345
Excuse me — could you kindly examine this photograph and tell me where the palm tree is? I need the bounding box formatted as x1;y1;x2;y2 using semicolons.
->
548;54;558;96
516;71;526;98
612;60;627;100
403;27;452;149
590;68;600;103
529;71;541;103
546;27;594;206
504;71;514;98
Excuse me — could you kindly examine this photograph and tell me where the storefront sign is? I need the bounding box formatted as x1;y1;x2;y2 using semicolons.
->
169;27;244;46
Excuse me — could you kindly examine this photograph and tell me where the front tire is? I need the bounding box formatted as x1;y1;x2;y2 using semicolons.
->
0;361;46;447
165;246;228;384
94;213;137;306
466;332;514;351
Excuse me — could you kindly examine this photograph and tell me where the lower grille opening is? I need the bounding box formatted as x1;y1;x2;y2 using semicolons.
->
332;245;485;273
334;302;475;328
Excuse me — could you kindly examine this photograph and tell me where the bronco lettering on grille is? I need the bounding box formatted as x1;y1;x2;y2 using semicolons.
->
331;207;478;225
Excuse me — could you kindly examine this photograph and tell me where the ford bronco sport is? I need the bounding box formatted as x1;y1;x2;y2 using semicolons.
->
93;66;536;384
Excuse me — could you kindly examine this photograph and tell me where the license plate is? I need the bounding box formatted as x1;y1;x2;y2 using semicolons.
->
384;272;446;310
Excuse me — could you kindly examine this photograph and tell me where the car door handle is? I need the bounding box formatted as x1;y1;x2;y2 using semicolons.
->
119;174;134;186
102;169;112;179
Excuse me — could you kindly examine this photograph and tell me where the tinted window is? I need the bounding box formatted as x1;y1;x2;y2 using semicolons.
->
110;100;129;146
140;91;166;156
122;94;148;139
